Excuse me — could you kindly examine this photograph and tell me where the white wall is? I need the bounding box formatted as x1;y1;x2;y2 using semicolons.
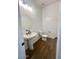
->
42;1;60;38
20;14;32;34
20;0;60;38
20;0;42;35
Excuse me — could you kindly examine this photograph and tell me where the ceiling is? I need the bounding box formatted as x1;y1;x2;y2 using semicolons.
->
34;0;59;7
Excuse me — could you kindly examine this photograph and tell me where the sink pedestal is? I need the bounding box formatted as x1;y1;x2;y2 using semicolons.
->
24;32;38;50
27;39;34;50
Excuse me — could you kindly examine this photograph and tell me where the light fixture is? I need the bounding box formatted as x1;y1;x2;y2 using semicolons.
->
19;0;32;12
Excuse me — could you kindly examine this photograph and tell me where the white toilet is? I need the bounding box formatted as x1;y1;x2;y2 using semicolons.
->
41;34;48;41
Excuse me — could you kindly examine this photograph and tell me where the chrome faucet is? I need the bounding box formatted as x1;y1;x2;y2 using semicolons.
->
26;29;31;35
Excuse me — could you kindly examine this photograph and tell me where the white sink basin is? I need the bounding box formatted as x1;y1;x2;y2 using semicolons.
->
24;32;37;39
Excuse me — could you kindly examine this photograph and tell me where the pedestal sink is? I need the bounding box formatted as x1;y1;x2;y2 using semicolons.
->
24;32;37;50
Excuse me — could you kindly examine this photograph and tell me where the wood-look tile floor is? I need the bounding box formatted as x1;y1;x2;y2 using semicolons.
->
26;38;57;59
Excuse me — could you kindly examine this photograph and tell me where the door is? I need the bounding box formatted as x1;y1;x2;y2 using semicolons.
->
18;5;26;59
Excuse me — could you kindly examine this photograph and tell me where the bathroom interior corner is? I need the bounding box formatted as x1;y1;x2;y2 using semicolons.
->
19;0;61;59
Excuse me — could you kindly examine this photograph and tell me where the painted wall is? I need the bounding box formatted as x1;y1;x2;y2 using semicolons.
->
42;1;59;38
20;0;42;35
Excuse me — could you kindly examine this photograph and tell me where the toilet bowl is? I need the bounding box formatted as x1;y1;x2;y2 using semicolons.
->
41;34;48;41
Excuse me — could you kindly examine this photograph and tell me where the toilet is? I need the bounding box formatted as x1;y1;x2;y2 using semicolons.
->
41;34;48;41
